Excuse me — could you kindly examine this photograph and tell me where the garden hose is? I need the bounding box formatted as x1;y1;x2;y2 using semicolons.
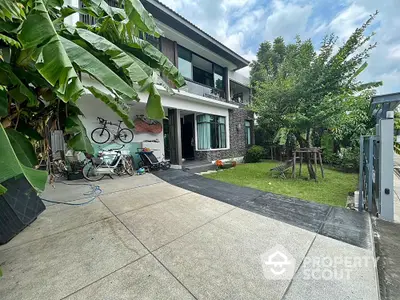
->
40;182;103;206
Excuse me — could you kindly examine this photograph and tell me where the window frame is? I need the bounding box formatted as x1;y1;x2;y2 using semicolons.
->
196;114;228;150
177;45;226;94
245;120;252;146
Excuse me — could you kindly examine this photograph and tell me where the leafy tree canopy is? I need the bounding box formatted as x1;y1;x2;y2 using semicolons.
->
251;12;381;176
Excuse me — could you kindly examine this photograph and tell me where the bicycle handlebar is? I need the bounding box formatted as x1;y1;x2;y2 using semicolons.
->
97;117;123;126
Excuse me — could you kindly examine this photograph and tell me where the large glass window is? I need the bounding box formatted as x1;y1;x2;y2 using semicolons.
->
197;114;227;149
193;67;213;87
214;65;225;90
178;46;192;80
177;45;226;94
245;120;252;145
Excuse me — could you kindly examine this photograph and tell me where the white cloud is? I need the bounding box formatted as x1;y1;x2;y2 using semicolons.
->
263;0;313;41
329;4;369;41
388;45;400;60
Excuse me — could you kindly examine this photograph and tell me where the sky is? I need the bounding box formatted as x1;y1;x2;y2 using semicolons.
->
157;0;399;94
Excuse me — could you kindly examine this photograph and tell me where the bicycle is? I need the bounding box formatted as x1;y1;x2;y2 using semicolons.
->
91;117;134;144
82;145;134;181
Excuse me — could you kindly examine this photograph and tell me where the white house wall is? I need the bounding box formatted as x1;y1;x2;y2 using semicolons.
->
77;94;165;161
77;75;233;161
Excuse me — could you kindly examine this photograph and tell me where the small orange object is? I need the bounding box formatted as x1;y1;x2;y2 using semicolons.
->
216;160;224;167
232;161;237;167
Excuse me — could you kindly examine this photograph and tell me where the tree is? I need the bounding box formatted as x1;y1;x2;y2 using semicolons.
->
0;0;185;195
251;12;381;179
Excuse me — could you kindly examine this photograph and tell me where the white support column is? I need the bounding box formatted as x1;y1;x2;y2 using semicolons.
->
379;111;394;221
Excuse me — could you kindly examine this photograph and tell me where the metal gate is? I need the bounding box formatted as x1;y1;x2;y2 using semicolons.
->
359;93;399;222
359;135;379;214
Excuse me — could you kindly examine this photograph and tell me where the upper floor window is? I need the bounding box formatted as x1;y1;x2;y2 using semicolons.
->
214;65;225;90
178;46;193;80
178;45;226;92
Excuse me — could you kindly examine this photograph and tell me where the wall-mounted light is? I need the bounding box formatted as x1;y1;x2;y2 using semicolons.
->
236;124;242;131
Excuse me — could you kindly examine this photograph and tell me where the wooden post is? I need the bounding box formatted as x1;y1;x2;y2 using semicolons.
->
271;146;274;160
299;152;303;177
313;151;318;182
292;151;296;178
318;152;325;178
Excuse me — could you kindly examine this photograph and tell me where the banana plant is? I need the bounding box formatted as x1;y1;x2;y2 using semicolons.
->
0;0;185;195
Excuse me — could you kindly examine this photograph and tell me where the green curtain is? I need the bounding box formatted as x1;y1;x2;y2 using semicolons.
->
197;114;211;149
245;121;251;145
218;117;226;148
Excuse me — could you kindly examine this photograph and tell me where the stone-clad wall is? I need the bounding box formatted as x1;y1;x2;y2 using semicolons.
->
194;108;254;161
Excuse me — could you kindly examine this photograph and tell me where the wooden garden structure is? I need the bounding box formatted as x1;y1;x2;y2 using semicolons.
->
292;148;325;181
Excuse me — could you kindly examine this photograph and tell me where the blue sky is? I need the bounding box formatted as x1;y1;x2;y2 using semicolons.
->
158;0;399;94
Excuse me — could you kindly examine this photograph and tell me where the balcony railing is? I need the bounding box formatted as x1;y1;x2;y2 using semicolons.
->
183;80;226;101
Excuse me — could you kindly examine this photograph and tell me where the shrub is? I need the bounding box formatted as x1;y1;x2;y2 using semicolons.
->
244;145;265;163
338;147;360;172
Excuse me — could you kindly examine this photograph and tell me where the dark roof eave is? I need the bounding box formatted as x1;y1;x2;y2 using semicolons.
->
142;0;250;69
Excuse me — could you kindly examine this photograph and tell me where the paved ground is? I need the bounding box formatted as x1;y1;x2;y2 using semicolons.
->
371;153;400;300
0;172;379;300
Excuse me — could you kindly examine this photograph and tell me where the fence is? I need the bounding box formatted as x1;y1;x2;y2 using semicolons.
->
359;94;397;221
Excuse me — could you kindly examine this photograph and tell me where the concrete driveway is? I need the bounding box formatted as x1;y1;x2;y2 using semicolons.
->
0;173;379;300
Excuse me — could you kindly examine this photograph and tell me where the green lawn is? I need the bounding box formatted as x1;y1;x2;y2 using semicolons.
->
203;161;358;206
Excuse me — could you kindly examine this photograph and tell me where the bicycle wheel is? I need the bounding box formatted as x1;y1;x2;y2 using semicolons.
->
161;161;171;170
118;128;134;143
82;161;105;181
91;128;110;144
124;156;134;176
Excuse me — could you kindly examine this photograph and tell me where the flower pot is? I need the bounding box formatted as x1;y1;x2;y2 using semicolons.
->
0;176;46;245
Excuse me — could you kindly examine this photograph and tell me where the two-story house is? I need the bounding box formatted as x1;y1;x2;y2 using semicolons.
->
65;0;254;167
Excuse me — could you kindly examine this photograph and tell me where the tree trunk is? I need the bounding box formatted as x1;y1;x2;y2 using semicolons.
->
306;128;316;180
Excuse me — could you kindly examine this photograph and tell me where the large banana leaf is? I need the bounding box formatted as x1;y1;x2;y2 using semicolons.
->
146;83;164;120
60;36;139;101
0;87;7;117
75;28;149;83
0;63;37;105
86;86;134;128
123;38;185;88
0;33;21;48
18;0;84;103
0;0;25;21
0;123;47;193
74;28;167;119
124;0;162;37
0;184;6;195
65;115;94;154
6;128;38;167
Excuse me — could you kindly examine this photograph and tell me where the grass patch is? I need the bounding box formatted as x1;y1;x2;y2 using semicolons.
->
203;160;358;207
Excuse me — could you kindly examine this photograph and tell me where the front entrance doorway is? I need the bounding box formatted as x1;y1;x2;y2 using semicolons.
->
181;114;195;160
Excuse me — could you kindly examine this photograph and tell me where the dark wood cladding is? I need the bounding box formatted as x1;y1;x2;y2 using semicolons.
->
161;37;176;66
160;37;177;87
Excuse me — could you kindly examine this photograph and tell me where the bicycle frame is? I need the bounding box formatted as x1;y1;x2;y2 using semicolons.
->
99;119;123;136
91;150;128;175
